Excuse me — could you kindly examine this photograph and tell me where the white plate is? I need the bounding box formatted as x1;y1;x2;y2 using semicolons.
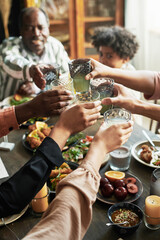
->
0;96;12;107
131;140;160;168
0;205;29;226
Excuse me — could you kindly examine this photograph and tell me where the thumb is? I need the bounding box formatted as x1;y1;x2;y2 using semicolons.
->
85;70;98;80
101;97;113;105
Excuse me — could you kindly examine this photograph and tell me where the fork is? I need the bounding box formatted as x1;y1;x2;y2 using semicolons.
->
142;130;159;152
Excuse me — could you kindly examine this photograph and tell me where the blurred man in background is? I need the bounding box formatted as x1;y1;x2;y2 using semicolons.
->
0;7;70;101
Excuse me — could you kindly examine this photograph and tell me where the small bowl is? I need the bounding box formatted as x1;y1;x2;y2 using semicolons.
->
107;202;143;235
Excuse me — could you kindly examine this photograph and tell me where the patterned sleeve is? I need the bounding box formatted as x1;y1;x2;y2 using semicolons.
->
0;37;32;81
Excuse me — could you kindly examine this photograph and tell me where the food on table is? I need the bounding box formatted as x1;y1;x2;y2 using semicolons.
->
101;183;114;198
111;208;140;227
104;171;125;182
140;144;160;166
113;179;126;188
140;144;153;163
114;187;128;201
100;177;110;188
49;162;73;191
62;135;93;163
26;121;53;150
10;94;48;125
10;94;32;105
100;172;138;201
65;132;85;146
124;177;136;185
126;183;138;194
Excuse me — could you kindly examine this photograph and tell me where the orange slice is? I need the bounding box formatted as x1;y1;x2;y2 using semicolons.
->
105;171;125;182
35;121;47;130
28;129;39;138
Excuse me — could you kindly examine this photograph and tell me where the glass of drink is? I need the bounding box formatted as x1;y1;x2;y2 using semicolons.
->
50;73;76;105
150;168;160;196
104;108;131;127
76;90;100;103
68;58;92;95
90;78;114;114
43;63;61;90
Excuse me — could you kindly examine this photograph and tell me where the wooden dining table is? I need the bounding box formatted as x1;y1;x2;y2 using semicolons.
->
0;116;160;240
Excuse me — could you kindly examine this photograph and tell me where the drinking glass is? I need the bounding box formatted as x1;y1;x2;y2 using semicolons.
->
68;58;92;95
31;183;50;216
90;78;114;114
76;90;100;103
43;63;61;90
150;168;160;196
104;108;131;127
50;73;76;104
143;210;160;230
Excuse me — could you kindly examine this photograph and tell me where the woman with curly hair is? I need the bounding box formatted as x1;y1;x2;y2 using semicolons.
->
92;25;139;70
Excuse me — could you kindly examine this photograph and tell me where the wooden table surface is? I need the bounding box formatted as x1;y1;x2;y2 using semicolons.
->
0;117;160;240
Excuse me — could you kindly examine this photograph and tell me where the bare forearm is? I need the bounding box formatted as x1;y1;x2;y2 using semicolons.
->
133;100;160;121
108;69;155;95
15;102;35;125
83;141;106;171
49;122;70;151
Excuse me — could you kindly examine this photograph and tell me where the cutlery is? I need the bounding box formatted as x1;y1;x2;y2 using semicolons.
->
142;130;159;152
106;221;129;226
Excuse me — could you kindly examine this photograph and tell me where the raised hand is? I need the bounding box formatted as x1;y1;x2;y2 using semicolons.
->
101;83;138;114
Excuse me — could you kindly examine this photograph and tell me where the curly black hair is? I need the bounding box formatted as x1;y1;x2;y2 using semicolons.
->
91;26;139;60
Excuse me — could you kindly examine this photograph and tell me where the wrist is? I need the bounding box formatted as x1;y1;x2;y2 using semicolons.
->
15;102;33;124
84;139;107;170
49;121;71;150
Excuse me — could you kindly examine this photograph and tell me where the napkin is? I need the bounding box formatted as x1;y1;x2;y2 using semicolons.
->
0;157;9;179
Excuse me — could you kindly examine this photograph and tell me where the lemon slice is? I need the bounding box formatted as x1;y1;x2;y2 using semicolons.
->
35;121;47;130
105;171;125;182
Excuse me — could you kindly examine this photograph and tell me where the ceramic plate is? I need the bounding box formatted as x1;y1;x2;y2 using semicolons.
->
48;161;78;201
0;205;28;226
97;171;143;205
22;132;81;153
131;140;160;168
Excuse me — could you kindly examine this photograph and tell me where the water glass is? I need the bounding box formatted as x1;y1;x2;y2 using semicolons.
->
104;108;131;127
150;168;160;196
90;78;114;114
68;58;92;94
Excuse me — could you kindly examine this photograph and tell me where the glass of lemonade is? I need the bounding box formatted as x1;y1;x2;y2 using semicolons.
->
104;108;131;127
68;58;92;95
90;78;114;114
